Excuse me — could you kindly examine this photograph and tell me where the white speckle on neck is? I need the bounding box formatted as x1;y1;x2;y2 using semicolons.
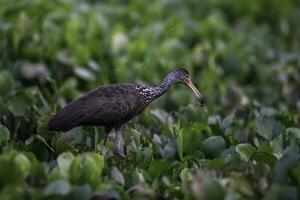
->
135;85;161;103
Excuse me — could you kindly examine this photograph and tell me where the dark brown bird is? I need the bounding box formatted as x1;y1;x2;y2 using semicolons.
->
48;68;205;156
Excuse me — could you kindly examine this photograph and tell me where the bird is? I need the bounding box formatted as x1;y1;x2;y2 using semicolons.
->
48;68;206;157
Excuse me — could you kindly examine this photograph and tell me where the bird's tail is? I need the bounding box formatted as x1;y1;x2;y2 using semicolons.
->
48;102;83;132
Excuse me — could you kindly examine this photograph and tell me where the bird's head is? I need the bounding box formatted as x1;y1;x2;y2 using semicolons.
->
170;68;206;107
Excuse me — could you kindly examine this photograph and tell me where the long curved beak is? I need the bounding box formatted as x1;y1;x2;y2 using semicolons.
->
186;80;206;107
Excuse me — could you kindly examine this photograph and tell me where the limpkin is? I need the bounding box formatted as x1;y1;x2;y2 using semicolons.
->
49;68;205;156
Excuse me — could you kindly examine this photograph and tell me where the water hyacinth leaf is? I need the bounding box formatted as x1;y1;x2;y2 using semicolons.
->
59;78;79;102
52;137;76;154
176;129;183;160
0;151;31;185
0;185;25;200
206;158;225;169
28;141;49;162
30;162;48;186
0;70;15;96
291;164;300;189
251;152;277;167
180;168;193;184
160;139;177;159
286;128;300;143
111;32;128;55
272;149;299;183
264;184;298;200
256;143;273;154
20;62;49;80
111;167;125;186
148;159;172;177
222;147;248;172
88;60;100;72
189;175;224;200
69;153;104;188
74;67;95;81
236;143;256;162
256;117;282;141
234;128;249;143
48;168;68;182
181;125;203;154
67;184;92;200
44;180;71;196
183;150;205;162
34;134;55;153
37;116;53;139
150;109;174;129
200;136;226;158
57;152;74;172
201;176;224;200
220;177;255;197
0;124;10;144
62;127;84;145
8;96;29;117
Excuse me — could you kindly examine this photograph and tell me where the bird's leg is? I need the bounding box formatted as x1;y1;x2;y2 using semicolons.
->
103;126;112;145
113;127;126;157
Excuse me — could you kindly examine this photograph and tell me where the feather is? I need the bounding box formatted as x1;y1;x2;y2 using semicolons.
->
48;99;85;131
48;84;142;132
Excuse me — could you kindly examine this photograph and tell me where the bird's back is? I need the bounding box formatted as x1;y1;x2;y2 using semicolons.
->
48;83;144;132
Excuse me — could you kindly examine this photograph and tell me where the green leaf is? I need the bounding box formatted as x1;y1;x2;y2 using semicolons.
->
0;185;25;200
161;139;176;159
67;184;92;200
57;152;75;172
286;127;300;143
206;158;225;169
44;180;71;196
48;168;68;182
180;168;193;184
272;149;299;183
74;67;95;81
69;153;104;188
181;125;203;154
0;151;31;186
37;116;53;139
264;184;298;200
200;136;226;158
176;130;183;160
256;117;282;141
8;96;28;117
148;159;172;178
236;143;256;162
0;71;15;96
34;134;55;153
111;167;125;186
202;176;224;200
0;123;10;144
190;175;224;200
28;141;49;161
251;152;277;167
59;78;78;102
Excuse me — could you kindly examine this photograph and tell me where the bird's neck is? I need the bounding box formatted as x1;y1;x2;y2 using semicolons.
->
158;74;175;93
138;75;175;104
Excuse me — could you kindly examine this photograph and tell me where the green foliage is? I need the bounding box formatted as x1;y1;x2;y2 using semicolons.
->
201;136;226;158
0;0;299;199
0;151;31;186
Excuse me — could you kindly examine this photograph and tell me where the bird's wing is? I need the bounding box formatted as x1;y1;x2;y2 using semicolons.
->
81;87;140;124
48;84;140;131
